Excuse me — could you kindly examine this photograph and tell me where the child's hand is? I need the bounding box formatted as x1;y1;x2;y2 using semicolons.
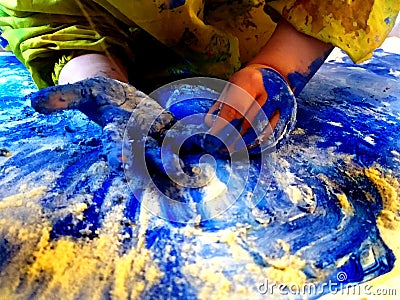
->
31;76;175;136
206;64;272;135
205;65;296;154
203;19;333;154
30;77;177;171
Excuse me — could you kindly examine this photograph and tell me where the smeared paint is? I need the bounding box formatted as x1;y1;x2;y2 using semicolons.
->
0;203;163;299
365;168;400;230
1;38;400;300
0;32;7;48
287;49;332;96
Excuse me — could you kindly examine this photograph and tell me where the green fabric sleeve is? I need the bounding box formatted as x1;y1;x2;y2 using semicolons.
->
0;1;134;88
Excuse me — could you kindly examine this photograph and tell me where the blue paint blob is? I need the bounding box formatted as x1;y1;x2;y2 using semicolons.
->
143;229;198;300
0;33;8;48
169;0;186;9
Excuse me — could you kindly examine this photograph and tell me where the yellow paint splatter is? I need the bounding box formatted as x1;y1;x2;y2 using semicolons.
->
264;240;307;290
0;186;163;300
181;226;311;299
0;186;47;209
184;259;232;300
322;168;400;299
336;193;354;216
364;167;400;230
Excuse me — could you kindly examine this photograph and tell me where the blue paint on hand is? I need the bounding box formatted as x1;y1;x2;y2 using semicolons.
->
252;68;297;154
287;49;332;96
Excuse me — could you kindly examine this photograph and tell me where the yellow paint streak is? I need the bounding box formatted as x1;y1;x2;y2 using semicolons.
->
181;226;252;299
181;227;309;298
0;188;163;300
322;167;400;299
112;245;158;300
336;193;354;216
184;258;232;300
317;174;354;216
265;240;307;289
364;168;400;230
0;186;47;209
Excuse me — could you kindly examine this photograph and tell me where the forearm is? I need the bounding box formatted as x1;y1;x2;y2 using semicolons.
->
249;19;333;95
58;53;128;85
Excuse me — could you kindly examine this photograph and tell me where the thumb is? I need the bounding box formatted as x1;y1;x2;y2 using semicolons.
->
29;82;86;114
29;76;132;114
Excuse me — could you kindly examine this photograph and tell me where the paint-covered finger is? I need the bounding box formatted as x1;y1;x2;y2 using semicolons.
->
248;68;297;154
204;100;222;127
206;82;257;153
30;83;84;114
227;94;267;152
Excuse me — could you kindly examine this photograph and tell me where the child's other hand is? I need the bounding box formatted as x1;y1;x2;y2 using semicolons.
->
204;64;282;153
30;77;176;171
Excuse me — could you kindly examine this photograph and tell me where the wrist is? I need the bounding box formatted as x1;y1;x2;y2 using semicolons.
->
248;19;333;95
58;53;128;85
237;64;290;89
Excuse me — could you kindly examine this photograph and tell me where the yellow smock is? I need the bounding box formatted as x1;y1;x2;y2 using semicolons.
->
0;0;398;89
